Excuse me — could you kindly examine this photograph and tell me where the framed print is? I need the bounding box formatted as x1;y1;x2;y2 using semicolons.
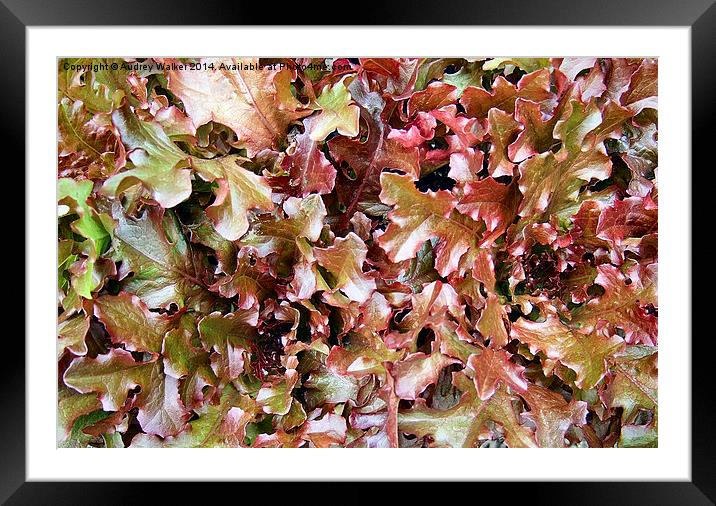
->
6;0;713;503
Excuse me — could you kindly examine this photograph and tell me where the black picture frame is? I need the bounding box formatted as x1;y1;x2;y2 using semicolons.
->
5;1;712;503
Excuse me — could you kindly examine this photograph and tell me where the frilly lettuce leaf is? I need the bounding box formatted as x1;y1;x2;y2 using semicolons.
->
57;57;658;448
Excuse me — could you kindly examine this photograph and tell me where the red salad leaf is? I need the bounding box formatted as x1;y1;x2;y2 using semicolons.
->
64;349;189;438
309;77;360;141
521;383;588;447
167;58;310;156
57;314;90;359
192;155;274;241
386;280;464;350
392;348;458;400
281;116;337;196
132;385;256;447
398;372;537;448
198;309;257;383
58;57;658;448
407;81;458;117
467;347;527;400
111;206;214;311
476;294;511;348
515;96;619;229
102;105;192;208
57;390;102;444
457;177;520;240
93;293;176;353
240;193;326;278
313;232;376;303
620;59;658;115
429;105;484;151
558;57;598;80
461;68;552;119
601;345;657;423
596;196;658;246
379;172;484;277
512;311;626;389
508;98;556;163
58;97;126;180
572;263;658;345
208;250;273;308
485;108;521;177
328;77;420;222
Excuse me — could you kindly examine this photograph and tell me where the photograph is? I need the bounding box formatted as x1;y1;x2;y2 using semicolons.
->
57;56;658;449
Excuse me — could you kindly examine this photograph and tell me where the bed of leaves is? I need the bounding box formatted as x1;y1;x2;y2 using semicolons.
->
57;57;657;448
